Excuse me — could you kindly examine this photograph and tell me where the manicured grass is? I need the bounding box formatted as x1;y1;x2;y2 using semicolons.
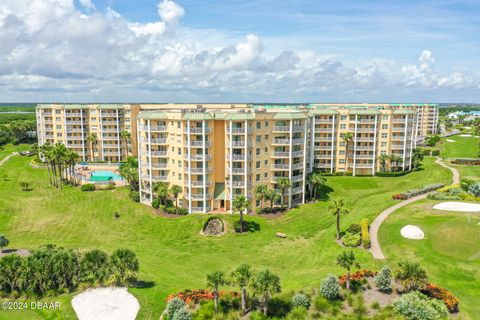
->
0;156;451;319
379;199;480;319
0;144;30;161
440;134;479;159
452;164;480;180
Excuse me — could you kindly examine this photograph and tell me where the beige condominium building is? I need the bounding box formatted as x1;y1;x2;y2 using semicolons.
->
36;103;439;213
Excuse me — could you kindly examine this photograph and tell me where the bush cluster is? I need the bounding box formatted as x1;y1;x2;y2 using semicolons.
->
392;183;444;200
375;171;409;177
422;283;459;313
0;245;139;297
345;223;361;234
320;275;340;301
375;266;392;293
291;293;310;309
129;190;140;202
361;219;370;249
338;270;377;286
341;232;361;247
81;184;96;191
393;291;448;320
451;158;480;165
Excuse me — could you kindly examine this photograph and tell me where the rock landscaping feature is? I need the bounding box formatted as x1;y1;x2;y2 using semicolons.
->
72;287;140;320
202;217;225;236
275;232;287;238
446;139;455;142
400;225;424;240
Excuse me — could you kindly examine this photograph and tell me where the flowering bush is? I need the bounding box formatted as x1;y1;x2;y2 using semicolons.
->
392;194;408;200
167;289;239;305
393;291;448;320
338;269;377;286
422;283;459;313
361;218;370;249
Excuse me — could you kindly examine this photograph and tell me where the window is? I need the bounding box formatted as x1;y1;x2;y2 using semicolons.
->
382;124;388;130
265;134;269;140
264;172;268;178
178;149;181;155
256;148;260;155
173;172;176;177
177;122;181;128
382;115;389;120
256;161;260;169
172;147;175;151
339;150;345;155
256;174;260;182
91;117;96;121
56;117;61;121
178;161;182;167
126;118;131;122
265;121;269;127
56;133;62;137
179;175;182;181
264;160;268;165
339;159;345;164
56;125;62;129
381;142;387;147
380;150;387;155
55;110;61;114
382;133;388;139
264;147;268;152
256;135;261;143
339;141;346;146
256;122;261;129
341;115;347;120
340;124;346;129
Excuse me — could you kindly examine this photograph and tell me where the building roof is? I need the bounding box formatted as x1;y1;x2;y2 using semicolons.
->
272;112;308;120
308;109;339;115
349;109;381;115
97;104;126;110
393;109;416;115
223;112;256;120
182;112;214;120
138;111;168;120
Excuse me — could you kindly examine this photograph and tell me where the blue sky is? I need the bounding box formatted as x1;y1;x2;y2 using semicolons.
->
0;0;479;102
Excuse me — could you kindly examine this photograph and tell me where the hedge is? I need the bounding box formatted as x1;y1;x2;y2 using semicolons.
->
361;218;370;249
81;184;96;191
451;158;480;166
392;183;444;200
375;171;409;177
422;283;459;313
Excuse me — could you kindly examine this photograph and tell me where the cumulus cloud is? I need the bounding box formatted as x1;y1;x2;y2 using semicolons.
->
0;0;478;102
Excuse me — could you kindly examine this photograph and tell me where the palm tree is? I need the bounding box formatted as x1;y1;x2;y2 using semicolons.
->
120;131;131;158
170;184;183;213
39;143;54;186
86;133;98;161
328;197;349;240
411;147;424;169
251;269;281;316
389;154;403;172
276;177;291;208
153;182;169;206
308;172;326;199
342;132;353;175
336;251;360;290
206;271;229;313
231;263;253;315
394;261;428;292
378;153;389;173
264;189;280;212
232;195;250;233
255;184;268;213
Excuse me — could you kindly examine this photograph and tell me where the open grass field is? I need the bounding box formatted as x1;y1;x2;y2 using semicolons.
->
440;134;479;159
0;144;31;161
0;156;452;319
379;199;480;319
0;105;36;124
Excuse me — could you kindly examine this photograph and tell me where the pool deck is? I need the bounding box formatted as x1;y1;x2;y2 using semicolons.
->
76;165;126;186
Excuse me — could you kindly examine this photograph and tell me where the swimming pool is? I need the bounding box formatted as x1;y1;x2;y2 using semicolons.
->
90;170;123;181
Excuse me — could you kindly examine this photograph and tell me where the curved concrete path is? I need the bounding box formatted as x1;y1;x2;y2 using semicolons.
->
369;157;459;259
0;152;18;166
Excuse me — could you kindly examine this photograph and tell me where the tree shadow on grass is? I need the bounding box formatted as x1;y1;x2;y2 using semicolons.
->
317;184;334;200
234;220;260;233
132;280;156;289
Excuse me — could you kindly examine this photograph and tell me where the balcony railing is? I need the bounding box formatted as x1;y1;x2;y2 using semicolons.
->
186;180;212;187
66;121;82;125
152;175;168;181
230;140;251;147
273;151;289;157
151;151;168;157
191;206;212;213
185;127;212;134
185;193;212;200
230;154;251;161
226;127;248;134
65;113;82;117
273;126;289;132
292;151;303;157
272;138;290;145
102;136;118;141
185;154;212;161
151;163;168;169
187;167;213;174
186;140;212;147
272;163;289;170
228;167;252;174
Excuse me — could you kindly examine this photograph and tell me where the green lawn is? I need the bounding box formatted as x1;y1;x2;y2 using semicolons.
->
379;199;480;319
0;156;451;319
0;144;31;161
440;134;479;159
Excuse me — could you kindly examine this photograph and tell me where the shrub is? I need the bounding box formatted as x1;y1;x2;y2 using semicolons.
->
393;291;448;320
172;307;192;320
361;218;370;249
313;295;330;313
19;181;30;191
431;150;440;156
427;193;462;201
152;199;161;209
81;184;95;191
468;182;480;197
375;266;392;293
392;193;408;200
165;206;177;215
395;261;428;292
452;158;480;165
346;223;361;234
341;232;361;247
166;297;186;320
129;190;140;202
375;171;408;177
339;270;377;286
192;300;214;320
422;283;459;313
178;208;189;215
291;293;310;309
285;306;307;320
393;184;444;200
320;274;340;301
0;235;9;252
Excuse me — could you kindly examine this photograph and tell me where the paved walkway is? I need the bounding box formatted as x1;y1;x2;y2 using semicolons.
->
0;152;18;166
369;157;459;260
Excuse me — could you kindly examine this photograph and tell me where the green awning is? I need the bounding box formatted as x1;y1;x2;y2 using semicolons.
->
89;176;113;182
214;183;225;200
138;111;168;120
182;113;214;120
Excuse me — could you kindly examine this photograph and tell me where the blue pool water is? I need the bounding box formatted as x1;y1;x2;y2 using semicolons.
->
90;170;122;181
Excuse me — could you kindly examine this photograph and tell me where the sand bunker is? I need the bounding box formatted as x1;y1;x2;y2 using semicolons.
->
72;287;140;320
446;139;455;142
401;225;424;240
433;202;480;212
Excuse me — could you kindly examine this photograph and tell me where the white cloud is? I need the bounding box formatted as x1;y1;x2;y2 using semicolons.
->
79;0;95;10
0;0;478;102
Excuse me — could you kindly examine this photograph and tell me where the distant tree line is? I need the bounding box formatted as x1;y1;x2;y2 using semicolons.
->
0;120;37;146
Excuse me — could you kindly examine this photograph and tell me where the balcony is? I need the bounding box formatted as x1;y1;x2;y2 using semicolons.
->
152;151;168;157
315;154;331;159
103;143;119;148
186;127;212;134
272;163;289;170
103;151;119;156
230;140;251;147
102;121;118;125
315;128;333;133
355;128;376;133
353;145;374;151
273;151;289;158
66;121;82;125
273;126;289;132
349;163;373;168
355;119;376;124
230;154;251;161
187;167;213;174
292;151;303;157
191;206;212;213
292;163;303;170
315;119;334;124
186;153;212;161
292;175;303;183
65;113;82;117
315;136;333;142
43;120;53;124
102;136;118;141
66;128;84;133
151;163;168;169
185;193;212;200
226;127;248;134
102;128;118;133
186;180;212;187
152;175;168;182
291;187;303;194
314;145;332;151
44;135;54;139
228;167;252;174
355;137;375;142
272;138;290;145
186;140;212;148
151;138;168;144
354;154;374;159
231;181;251;187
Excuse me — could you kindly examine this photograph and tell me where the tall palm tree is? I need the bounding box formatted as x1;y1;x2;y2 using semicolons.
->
264;189;280;212
251;269;281;316
336;251;360;290
39;143;54;186
120;131;131;159
328;197;350;240
411;147;424;169
231;263;253;315
255;184;268;213
378;154;389;173
153;182;169;206
170;184;183;213
86;133;98;161
308;172;326;199
119;156;139;190
342;132;353;175
276;177;291;208
390;154;403;172
206;271;229;313
232;195;250;233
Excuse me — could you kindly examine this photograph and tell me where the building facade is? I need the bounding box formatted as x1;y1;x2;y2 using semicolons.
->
36;103;439;213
